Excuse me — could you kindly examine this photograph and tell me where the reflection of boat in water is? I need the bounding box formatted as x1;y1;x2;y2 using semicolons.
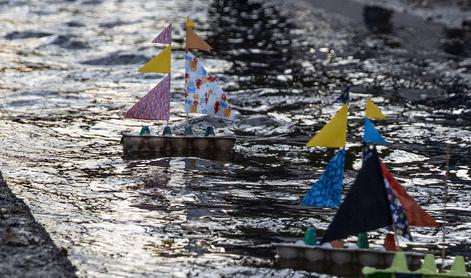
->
122;135;235;162
121;18;238;158
272;92;463;275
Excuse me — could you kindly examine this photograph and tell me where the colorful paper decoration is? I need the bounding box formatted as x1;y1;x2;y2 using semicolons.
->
380;162;439;227
152;24;172;44
384;175;412;240
184;50;237;120
364;118;386;144
321;147;392;244
138;45;171;73
365;97;386;120
186;28;212;51
186;17;196;29
301;148;345;208
334;86;350;104
124;74;171;120
306;104;349;148
363;252;469;277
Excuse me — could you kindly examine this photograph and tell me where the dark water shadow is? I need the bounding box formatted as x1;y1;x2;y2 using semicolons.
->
207;0;310;91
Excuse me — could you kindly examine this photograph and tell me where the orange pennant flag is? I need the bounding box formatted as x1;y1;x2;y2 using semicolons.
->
380;161;439;227
186;28;212;52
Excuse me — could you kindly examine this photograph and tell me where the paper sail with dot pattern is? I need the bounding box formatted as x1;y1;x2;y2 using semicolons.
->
301;148;345;208
380;161;439;227
321;147;393;244
383;173;412;240
184;50;237;121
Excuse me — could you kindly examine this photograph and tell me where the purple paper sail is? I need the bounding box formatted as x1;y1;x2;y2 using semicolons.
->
152;24;172;44
125;74;171;121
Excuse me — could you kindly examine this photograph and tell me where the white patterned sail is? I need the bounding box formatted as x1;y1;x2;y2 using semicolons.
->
183;50;238;121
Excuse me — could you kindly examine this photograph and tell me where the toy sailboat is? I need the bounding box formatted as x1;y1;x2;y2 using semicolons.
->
121;18;237;158
274;92;451;274
303;94;438;239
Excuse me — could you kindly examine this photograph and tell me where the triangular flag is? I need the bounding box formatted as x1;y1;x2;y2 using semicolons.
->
364;118;386;144
334;86;350;104
449;256;467;275
380;161;439;227
301;148;345;208
306;104;349;148
184;51;237;120
124;74;171;120
186;28;212;52
321;147;392;243
417;254;437;274
386;252;410;272
365;97;386;120
139;45;171;73
152;24;172;44
383;171;412;240
186;17;196;29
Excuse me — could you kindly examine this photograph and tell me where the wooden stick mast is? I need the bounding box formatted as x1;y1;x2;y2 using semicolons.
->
440;144;450;272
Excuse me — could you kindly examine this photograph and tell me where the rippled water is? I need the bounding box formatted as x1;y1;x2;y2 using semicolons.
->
0;0;470;277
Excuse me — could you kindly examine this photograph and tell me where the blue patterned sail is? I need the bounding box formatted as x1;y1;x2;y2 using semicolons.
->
301;148;346;208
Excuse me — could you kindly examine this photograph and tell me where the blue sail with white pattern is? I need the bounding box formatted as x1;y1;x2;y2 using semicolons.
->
301;148;345;208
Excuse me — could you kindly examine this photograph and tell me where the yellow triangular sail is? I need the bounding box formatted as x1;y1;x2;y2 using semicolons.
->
306;104;349;148
365;97;386;120
138;45;171;73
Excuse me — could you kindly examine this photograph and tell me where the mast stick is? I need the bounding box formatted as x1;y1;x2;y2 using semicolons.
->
393;228;400;250
440;144;450;272
185;20;190;123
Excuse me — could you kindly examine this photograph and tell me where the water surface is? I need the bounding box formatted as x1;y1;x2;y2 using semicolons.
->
0;0;470;276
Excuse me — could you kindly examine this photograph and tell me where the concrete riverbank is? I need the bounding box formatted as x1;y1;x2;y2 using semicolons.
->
0;173;77;277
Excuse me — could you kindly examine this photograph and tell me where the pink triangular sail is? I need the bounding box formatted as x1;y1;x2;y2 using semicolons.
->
152;24;172;44
124;74;171;121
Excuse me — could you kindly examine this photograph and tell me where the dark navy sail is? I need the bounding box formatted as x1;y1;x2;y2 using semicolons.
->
321;147;392;243
334;85;350;104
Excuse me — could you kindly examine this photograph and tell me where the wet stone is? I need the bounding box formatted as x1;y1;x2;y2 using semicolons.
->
0;173;77;277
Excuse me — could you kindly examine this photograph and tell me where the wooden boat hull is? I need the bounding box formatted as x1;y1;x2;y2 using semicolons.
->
121;134;236;160
274;243;423;275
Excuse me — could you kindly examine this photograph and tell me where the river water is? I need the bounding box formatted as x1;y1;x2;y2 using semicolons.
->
0;0;470;277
